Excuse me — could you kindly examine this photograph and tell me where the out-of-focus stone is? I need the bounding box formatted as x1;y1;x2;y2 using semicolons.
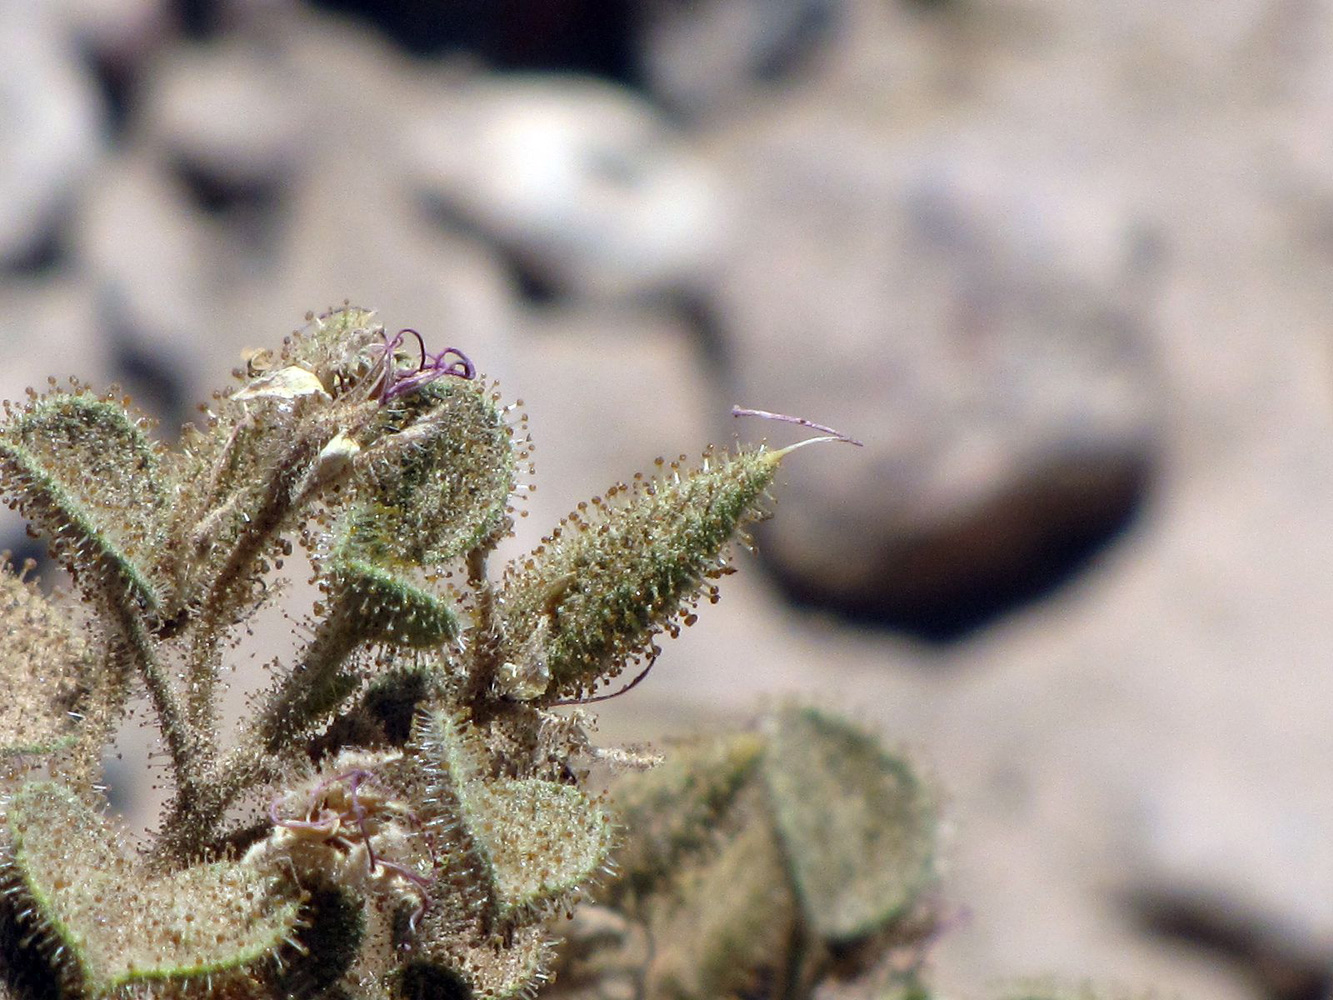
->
0;11;104;268
711;121;1161;639
53;0;171;63
0;278;103;559
73;150;208;421
634;0;843;118
140;38;304;190
496;303;712;559
404;76;726;301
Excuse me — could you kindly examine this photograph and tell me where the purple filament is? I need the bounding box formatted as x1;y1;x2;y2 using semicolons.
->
376;328;476;404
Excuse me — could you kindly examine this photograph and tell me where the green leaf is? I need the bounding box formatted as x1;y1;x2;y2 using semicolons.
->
761;707;935;943
0;569;91;758
329;556;461;648
413;712;614;923
1;783;304;997
469;778;616;920
406;924;551;1000
0;394;164;612
606;731;765;903
642;785;797;1000
339;375;516;569
498;447;781;701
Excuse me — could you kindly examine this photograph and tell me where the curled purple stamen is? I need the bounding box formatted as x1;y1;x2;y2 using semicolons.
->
377;329;476;404
269;794;340;835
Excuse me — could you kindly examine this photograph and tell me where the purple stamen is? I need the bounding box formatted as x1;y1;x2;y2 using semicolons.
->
269;794;340;835
377;329;476;404
731;405;863;447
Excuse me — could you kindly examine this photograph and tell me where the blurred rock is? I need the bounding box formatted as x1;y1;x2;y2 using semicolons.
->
74;151;207;422
140;37;303;195
404;75;725;301
53;0;172;62
235;16;520;384
0;277;103;561
500;303;711;559
711;122;1162;640
306;0;637;74
0;11;105;269
634;0;842;117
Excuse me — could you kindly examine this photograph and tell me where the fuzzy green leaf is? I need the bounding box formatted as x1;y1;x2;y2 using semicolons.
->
470;778;615;919
0;570;91;758
0;394;164;611
413;712;614;923
407;923;551;1000
1;782;303;997
328;556;461;648
339;375;516;569
498;447;780;701
606;731;765;903
761;707;935;943
642;785;798;1000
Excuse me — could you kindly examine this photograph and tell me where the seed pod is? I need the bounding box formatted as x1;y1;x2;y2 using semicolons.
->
402;924;552;1000
326;557;461;649
496;446;785;702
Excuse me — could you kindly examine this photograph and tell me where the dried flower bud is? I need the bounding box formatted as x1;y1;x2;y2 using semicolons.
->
231;365;332;405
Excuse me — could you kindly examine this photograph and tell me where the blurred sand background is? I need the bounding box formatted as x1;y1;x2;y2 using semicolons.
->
2;1;1333;998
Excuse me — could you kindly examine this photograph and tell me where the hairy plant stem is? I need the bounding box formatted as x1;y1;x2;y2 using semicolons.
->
155;609;363;864
463;547;501;708
185;436;325;731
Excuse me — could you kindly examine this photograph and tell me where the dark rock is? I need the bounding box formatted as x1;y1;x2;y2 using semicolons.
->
712;123;1162;641
634;0;843;117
